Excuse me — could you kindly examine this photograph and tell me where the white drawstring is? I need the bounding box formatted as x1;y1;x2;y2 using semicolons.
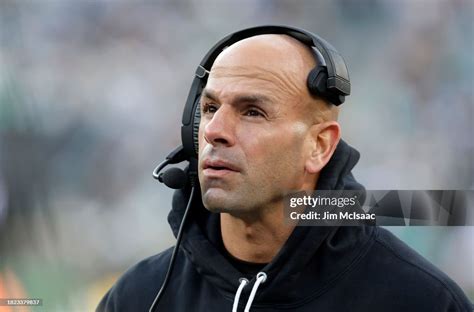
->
232;272;268;312
244;272;267;312
232;278;249;312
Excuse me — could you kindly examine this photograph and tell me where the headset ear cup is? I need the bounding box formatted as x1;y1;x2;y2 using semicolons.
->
307;66;328;97
307;66;345;105
192;100;201;157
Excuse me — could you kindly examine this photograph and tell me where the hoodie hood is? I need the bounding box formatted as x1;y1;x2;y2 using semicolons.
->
317;139;365;192
167;139;373;307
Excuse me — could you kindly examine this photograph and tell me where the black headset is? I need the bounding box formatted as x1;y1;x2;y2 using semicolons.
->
153;25;350;189
149;25;351;311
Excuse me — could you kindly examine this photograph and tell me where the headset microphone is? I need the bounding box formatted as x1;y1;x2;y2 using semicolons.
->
152;145;192;189
158;167;187;189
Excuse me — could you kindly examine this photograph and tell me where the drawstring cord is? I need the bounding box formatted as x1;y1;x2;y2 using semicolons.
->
232;272;268;312
244;272;267;312
232;278;249;312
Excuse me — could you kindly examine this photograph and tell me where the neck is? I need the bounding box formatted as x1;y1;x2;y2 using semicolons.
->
220;203;295;264
220;172;319;264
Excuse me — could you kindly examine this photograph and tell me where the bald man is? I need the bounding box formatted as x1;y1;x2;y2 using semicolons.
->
98;29;471;312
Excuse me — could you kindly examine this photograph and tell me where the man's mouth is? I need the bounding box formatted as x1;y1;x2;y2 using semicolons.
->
202;159;240;177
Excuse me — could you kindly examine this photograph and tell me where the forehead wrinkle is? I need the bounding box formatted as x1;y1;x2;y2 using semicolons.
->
210;65;305;102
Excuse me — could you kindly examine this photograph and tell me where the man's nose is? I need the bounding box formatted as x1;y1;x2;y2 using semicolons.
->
203;106;236;147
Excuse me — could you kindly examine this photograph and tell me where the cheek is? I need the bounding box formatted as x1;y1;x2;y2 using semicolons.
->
240;122;308;170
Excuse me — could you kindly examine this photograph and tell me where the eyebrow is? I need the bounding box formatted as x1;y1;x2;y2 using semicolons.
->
201;88;272;106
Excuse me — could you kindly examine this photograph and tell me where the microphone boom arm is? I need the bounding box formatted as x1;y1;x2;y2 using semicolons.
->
152;145;187;180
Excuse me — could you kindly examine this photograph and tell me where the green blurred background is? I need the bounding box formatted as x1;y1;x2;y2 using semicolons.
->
0;1;472;311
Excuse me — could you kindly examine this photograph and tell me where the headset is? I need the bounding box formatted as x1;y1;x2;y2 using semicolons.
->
149;25;351;311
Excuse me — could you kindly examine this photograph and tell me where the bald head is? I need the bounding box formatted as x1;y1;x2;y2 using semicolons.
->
209;34;339;123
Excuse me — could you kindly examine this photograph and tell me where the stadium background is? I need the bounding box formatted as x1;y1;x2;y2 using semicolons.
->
0;1;472;310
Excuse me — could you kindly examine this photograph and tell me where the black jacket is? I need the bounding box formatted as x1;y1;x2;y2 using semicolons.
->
97;140;472;312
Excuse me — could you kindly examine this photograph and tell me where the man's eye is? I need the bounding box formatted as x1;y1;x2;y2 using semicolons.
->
244;109;264;117
202;103;218;114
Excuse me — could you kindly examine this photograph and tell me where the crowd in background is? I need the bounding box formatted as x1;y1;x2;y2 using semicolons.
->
0;1;472;310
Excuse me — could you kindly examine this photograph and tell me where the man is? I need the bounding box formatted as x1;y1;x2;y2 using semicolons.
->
98;29;471;311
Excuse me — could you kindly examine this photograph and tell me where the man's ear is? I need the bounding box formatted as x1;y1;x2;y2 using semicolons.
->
305;121;341;174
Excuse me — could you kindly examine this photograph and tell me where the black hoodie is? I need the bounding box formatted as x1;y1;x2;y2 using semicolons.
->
97;140;472;312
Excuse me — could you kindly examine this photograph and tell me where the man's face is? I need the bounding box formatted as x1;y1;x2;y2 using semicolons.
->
197;35;315;215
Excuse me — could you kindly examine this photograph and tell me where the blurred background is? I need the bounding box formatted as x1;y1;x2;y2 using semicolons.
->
0;0;472;310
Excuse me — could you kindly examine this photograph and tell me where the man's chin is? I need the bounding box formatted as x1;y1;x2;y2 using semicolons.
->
201;189;238;213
